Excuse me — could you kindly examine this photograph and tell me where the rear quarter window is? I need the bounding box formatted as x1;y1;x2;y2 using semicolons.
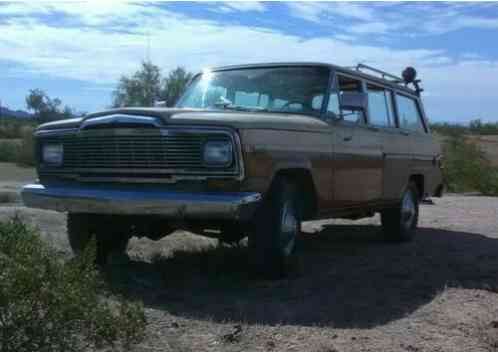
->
396;94;426;132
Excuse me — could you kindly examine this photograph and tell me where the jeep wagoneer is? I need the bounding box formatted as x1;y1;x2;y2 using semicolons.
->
22;62;444;277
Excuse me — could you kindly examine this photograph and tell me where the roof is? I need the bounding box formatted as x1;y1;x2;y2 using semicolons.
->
205;61;419;96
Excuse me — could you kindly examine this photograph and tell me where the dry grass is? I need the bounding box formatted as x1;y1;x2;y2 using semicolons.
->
467;135;498;167
437;134;498;167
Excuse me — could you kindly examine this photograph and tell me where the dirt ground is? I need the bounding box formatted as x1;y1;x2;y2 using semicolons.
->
1;163;498;351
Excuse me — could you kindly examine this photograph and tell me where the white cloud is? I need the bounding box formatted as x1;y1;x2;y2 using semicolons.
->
0;2;447;84
286;2;324;23
286;1;498;37
348;21;389;35
287;2;375;24
0;2;497;121
220;1;266;13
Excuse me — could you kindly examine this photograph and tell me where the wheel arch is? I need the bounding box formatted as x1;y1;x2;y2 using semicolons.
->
269;166;318;221
409;174;425;199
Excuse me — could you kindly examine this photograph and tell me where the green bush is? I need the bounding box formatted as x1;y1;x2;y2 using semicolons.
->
0;217;146;351
442;136;498;195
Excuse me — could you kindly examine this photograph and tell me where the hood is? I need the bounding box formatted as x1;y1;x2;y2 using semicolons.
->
37;107;329;133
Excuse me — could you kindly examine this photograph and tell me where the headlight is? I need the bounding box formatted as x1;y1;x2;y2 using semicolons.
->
42;144;63;166
203;140;233;166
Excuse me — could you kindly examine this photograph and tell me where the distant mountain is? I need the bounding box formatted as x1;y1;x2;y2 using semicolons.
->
0;107;33;119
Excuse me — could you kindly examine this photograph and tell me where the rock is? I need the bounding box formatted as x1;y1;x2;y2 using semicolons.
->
222;324;243;343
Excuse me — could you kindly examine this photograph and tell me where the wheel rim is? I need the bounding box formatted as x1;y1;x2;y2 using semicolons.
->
280;200;297;257
401;190;416;229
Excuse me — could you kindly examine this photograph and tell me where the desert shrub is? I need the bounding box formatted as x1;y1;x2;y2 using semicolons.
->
0;128;35;166
0;217;146;351
15;127;35;167
0;141;19;163
442;136;498;195
0;124;22;139
0;118;37;139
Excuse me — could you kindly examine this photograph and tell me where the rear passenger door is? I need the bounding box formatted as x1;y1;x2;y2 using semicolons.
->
366;84;411;202
396;93;435;198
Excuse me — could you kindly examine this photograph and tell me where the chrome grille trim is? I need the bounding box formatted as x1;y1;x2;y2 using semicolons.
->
36;126;245;181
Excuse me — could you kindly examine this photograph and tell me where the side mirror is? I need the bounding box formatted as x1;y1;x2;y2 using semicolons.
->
340;92;367;111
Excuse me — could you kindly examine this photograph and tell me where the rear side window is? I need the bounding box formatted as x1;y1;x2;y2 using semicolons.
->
367;84;394;127
396;94;426;132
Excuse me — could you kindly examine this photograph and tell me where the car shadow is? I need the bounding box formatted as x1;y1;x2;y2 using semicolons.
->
103;225;498;329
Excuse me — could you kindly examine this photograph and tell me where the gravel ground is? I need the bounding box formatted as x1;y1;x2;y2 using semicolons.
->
1;168;498;350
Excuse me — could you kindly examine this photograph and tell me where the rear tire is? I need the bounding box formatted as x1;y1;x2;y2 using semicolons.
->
248;178;301;279
381;182;419;242
67;213;130;265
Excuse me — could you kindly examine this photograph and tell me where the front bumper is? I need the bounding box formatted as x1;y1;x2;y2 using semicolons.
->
21;183;261;221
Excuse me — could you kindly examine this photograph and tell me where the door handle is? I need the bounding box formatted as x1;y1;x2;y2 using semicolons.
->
343;136;353;142
367;126;379;132
401;131;410;136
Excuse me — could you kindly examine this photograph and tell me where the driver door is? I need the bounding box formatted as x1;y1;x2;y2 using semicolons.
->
328;74;384;208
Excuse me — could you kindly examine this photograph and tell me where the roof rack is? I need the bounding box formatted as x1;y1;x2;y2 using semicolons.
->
351;63;423;96
354;64;403;83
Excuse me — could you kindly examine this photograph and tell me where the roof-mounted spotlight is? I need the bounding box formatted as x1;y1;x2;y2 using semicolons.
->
402;67;417;84
402;66;423;96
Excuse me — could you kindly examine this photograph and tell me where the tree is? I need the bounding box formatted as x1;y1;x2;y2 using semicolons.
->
25;89;47;117
112;62;193;108
25;89;73;123
160;67;193;107
112;61;162;108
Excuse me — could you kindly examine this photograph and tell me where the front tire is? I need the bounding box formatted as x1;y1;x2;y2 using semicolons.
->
67;214;130;265
381;182;419;242
248;179;301;279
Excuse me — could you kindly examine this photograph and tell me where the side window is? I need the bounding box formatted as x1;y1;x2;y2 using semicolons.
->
336;75;365;124
326;93;340;117
312;94;323;111
396;94;426;132
366;84;394;127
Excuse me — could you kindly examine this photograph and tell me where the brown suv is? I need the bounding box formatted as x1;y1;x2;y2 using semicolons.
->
22;62;443;277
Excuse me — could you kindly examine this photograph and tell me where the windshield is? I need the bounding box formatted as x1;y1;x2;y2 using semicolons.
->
176;66;330;116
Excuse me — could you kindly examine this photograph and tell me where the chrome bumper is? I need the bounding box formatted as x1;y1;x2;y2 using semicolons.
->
21;183;261;221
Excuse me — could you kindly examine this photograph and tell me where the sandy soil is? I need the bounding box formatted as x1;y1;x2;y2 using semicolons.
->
1;166;498;350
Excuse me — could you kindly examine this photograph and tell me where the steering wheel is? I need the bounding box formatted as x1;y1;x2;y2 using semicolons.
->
280;101;306;110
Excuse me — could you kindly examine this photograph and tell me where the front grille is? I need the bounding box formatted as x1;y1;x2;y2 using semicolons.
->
64;134;206;169
38;128;240;178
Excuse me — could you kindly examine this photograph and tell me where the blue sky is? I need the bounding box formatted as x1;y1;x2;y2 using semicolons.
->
1;1;498;123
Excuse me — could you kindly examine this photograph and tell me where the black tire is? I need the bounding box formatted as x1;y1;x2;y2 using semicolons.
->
219;223;247;245
248;178;301;279
67;213;130;265
381;182;419;242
